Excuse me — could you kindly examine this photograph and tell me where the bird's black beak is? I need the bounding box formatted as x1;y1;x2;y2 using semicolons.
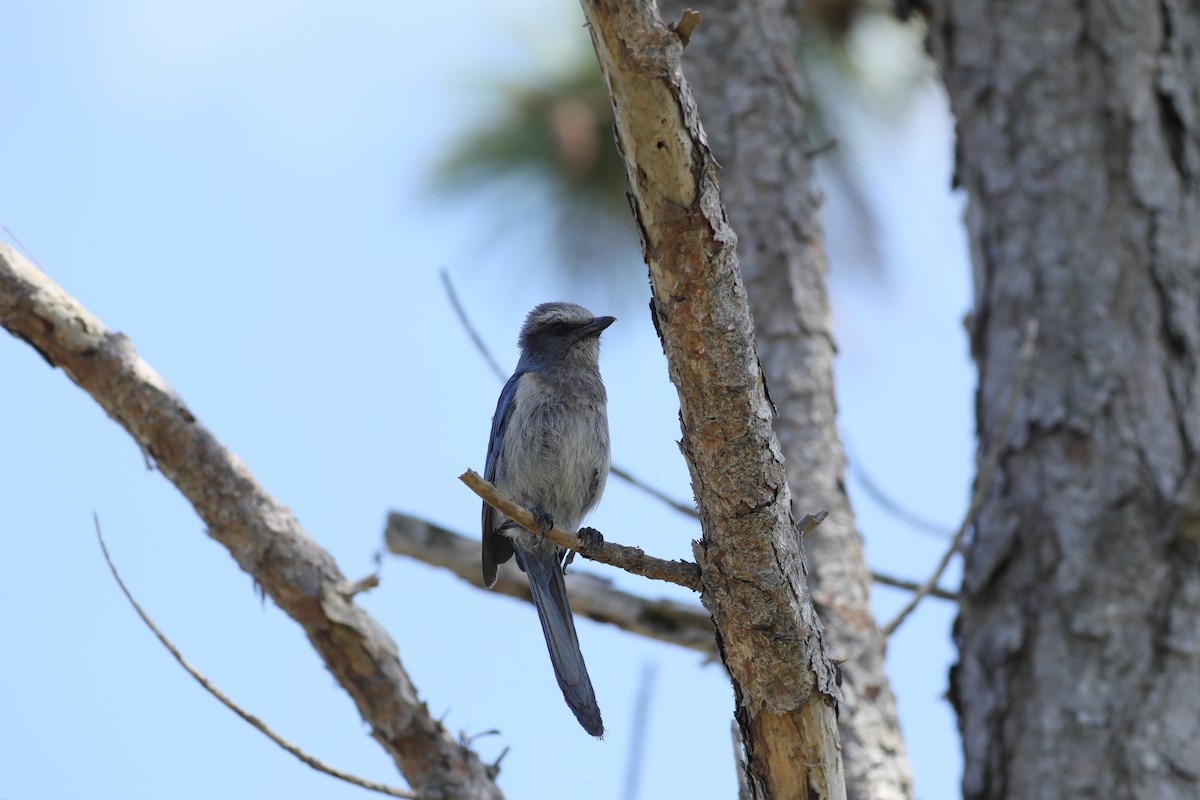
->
579;315;616;339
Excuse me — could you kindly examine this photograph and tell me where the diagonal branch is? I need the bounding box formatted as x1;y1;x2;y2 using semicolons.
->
460;469;703;590
845;440;954;540
579;2;846;797
0;243;503;800
608;463;701;520
385;511;717;654
880;319;1039;638
440;269;507;382
96;516;416;799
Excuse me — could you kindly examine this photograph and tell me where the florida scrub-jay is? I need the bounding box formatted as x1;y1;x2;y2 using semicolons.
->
482;302;614;737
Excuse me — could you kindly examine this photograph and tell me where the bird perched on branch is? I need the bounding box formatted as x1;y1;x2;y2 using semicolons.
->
482;301;614;737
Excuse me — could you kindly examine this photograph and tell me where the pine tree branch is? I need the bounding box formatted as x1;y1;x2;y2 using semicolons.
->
870;571;957;602
0;243;503;800
386;511;717;653
95;517;416;799
388;510;943;655
460;469;704;590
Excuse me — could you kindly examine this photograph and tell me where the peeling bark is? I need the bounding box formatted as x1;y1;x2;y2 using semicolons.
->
579;1;846;797
657;1;913;796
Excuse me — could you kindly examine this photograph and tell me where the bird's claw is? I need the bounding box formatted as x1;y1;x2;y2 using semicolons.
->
578;526;604;551
532;508;554;541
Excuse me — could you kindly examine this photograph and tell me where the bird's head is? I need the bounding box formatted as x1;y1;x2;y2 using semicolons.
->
517;302;615;369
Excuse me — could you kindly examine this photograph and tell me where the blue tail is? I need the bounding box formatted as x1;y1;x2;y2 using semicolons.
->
516;543;604;737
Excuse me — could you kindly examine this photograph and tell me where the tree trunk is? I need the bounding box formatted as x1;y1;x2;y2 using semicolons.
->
657;2;912;798
929;1;1200;797
580;1;847;797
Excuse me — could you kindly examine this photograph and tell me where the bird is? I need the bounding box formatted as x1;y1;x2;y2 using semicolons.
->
482;301;614;737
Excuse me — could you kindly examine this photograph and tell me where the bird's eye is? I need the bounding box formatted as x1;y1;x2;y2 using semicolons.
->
548;321;573;336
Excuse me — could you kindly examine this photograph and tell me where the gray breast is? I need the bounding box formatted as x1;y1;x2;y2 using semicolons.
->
499;370;610;533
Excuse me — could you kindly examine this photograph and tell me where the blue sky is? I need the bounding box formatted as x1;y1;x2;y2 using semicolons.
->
1;2;972;798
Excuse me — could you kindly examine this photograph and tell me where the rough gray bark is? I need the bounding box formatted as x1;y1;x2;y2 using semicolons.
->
579;0;847;796
657;2;913;798
928;1;1200;797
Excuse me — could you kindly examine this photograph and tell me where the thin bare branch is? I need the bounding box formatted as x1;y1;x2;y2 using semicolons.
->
805;510;948;600
881;319;1039;637
845;441;954;539
460;469;703;591
620;662;657;800
0;244;502;799
871;571;956;602
439;268;699;521
731;719;751;800
440;269;506;382
385;511;717;653
0;223;47;272
609;464;700;519
95;516;416;799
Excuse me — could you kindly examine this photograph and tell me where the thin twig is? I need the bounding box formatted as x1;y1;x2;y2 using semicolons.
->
461;469;704;591
0;222;47;272
94;516;416;800
871;571;956;602
620;662;657;800
440;269;506;382
440;268;700;520
805;138;840;160
880;319;1039;637
610;464;700;519
845;441;954;539
731;719;751;800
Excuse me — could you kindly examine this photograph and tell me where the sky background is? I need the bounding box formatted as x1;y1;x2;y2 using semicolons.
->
1;2;972;799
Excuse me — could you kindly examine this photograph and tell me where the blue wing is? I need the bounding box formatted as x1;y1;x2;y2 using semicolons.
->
481;370;523;586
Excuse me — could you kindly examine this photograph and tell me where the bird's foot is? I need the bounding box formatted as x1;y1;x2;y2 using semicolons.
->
578;526;604;551
532;508;554;541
